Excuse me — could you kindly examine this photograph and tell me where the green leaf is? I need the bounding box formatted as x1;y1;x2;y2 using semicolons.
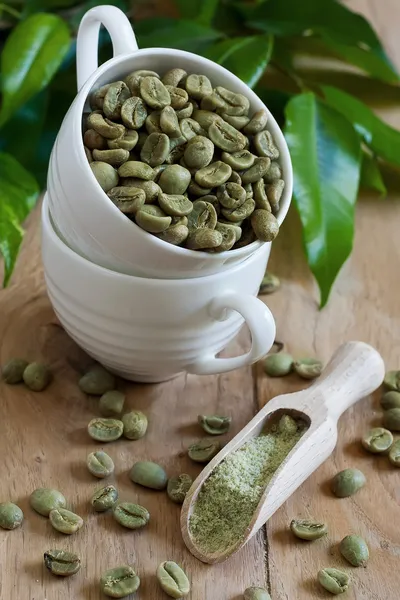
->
241;0;398;83
0;13;70;126
0;152;39;286
322;85;400;169
135;19;223;53
284;93;362;307
360;151;387;195
205;34;273;88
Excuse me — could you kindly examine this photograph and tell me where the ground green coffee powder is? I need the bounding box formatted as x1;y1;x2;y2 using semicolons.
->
189;414;307;554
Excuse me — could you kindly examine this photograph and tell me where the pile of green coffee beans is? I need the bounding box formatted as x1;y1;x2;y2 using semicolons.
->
1;358;52;391
83;68;285;251
263;349;324;380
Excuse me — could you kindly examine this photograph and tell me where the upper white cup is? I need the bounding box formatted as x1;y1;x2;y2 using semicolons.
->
42;195;276;383
47;5;293;279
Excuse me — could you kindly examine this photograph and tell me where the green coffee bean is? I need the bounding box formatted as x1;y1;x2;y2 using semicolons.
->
217;221;242;242
184;135;214;169
254;130;280;159
90;161;119;192
160;106;181;138
243;587;271;600
107;187;146;214
220;113;250;130
188;438;221;463
90;84;110;110
198;415;231;435
162;68;187;87
294;357;323;380
158;165;191;195
84;128;107;150
266;179;285;214
158;194;193;217
107;130;139;151
157;224;189;245
244;109;268;135
91;485;118;512
221;196;255;223
187;200;217;230
44;549;81;577
175;102;193;119
141;132;170;167
125;69;160;95
361;427;393;453
221;150;255;170
229;171;242;185
201;89;226;111
121;179;161;204
166;144;186;165
87;450;115;478
79;364;115;395
339;534;369;567
241;157;271;185
130;461;168;490
195;161;232;188
88;418;124;442
318;568;350;595
85;147;92;162
141;76;171;109
122;410;148;440
389;439;400;467
135;205;172;233
186;74;213;99
217;182;246;210
156;561;191;598
30;488;66;517
2;358;28;384
215;86;250;116
383;407;400;431
118;160;155;180
209;119;247;152
233;222;256;248
192;109;222;129
101;565;140;598
113;502;150;529
166;86;189;109
103;81;130;120
146;110;162;134
259;272;280;294
290;518;328;540
384;370;400;391
264;161;282;183
331;468;366;498
92;148;130;166
22;362;52;392
381;391;400;409
49;508;84;535
87;112;125;139
121;96;147;129
180;117;205;141
252;179;271;211
211;225;236;252
186;228;222;250
0;502;23;529
251;209;279;242
167;474;193;504
264;352;293;377
99;390;125;417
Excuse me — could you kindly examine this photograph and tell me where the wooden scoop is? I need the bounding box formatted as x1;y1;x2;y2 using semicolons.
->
181;341;384;564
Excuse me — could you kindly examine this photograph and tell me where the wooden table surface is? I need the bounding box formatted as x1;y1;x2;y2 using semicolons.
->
1;1;400;598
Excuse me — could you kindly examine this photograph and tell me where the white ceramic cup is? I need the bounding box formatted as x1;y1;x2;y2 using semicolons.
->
41;195;276;383
47;5;293;279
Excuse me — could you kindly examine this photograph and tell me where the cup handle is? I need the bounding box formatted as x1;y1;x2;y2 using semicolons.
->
76;6;139;92
187;292;276;376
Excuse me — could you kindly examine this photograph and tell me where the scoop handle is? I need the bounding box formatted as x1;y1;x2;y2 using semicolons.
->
306;341;384;419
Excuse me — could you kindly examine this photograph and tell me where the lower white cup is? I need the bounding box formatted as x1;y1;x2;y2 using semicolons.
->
42;195;276;383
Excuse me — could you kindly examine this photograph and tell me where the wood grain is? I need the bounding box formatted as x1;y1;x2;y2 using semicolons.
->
1;0;400;598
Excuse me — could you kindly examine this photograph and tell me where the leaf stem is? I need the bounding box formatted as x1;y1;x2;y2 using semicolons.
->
0;3;22;19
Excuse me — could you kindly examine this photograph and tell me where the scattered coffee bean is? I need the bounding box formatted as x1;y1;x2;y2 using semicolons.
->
331;468;366;498
290;518;327;541
167;474;193;504
0;502;23;529
198;415;231;435
44;549;81;577
122;410;148;440
1;358;28;384
99;390;125;417
79;365;115;395
113;502;150;529
259;272;280;294
381;390;400;410
23;362;52;391
188;438;221;463
49;508;84;535
361;427;393;453
339;534;369;567
30;488;66;517
243;586;271;600
100;565;140;598
130;461;168;490
388;440;400;467
156;561;190;598
293;358;323;380
264;352;294;377
384;370;400;391
87;450;115;478
318;568;350;595
383;407;400;431
88;418;123;442
91;485;119;512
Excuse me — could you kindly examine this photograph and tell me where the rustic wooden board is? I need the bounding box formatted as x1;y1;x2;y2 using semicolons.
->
0;1;399;598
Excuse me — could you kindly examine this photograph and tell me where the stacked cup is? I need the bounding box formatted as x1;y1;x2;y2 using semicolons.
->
43;6;293;383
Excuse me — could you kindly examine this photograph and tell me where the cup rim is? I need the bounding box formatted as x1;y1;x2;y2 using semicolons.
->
74;47;292;261
43;194;268;287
